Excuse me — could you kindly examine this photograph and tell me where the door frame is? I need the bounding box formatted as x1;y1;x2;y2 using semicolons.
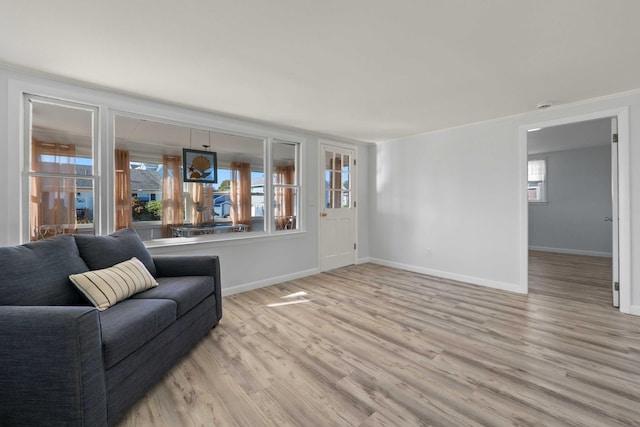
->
317;139;358;271
519;107;631;313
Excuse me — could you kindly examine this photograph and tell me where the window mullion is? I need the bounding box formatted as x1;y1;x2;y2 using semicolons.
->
265;137;274;234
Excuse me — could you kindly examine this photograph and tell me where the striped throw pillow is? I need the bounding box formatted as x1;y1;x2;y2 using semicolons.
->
69;257;158;311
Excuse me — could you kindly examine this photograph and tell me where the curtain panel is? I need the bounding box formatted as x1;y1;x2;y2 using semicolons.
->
230;162;251;229
161;154;184;237
30;139;77;240
114;149;132;230
275;165;295;229
203;185;214;224
191;183;215;226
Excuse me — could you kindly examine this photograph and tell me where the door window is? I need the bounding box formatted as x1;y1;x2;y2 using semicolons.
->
325;151;351;209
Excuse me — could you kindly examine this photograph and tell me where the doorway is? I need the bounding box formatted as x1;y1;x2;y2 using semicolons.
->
522;108;630;312
527;118;614;306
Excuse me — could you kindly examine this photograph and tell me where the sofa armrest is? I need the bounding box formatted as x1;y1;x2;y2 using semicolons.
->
0;306;108;427
153;255;222;321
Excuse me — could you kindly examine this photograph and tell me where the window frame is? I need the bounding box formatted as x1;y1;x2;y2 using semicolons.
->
528;157;548;203
112;112;305;244
23;93;100;242
272;139;301;232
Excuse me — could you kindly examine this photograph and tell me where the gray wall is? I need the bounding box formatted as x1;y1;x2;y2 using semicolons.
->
529;145;612;257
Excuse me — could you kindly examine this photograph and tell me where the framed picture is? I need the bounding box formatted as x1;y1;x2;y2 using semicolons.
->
183;148;217;183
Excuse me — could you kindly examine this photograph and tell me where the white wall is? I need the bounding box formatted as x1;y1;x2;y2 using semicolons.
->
369;90;640;315
369;117;523;292
0;66;370;295
529;146;612;257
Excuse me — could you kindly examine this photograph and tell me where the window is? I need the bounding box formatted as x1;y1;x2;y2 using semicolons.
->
528;158;547;202
324;149;352;209
22;100;304;244
114;116;298;241
273;140;300;231
25;95;97;241
211;168;264;221
130;161;163;222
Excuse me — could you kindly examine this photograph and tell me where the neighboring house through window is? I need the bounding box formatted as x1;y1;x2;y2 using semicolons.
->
130;163;163;222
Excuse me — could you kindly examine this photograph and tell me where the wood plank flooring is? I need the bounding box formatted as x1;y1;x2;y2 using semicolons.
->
118;252;640;426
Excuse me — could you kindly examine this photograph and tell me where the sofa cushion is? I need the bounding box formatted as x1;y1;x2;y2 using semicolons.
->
132;276;216;318
99;298;176;369
69;257;159;311
0;235;89;306
74;228;157;277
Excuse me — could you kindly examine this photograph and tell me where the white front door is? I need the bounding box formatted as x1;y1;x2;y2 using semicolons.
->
319;143;356;271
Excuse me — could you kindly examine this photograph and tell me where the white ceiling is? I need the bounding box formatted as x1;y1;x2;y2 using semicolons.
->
3;1;640;142
527;118;611;155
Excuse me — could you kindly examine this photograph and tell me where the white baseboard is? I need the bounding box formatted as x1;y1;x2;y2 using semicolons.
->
529;246;612;258
369;258;525;294
221;267;320;297
219;260;635;314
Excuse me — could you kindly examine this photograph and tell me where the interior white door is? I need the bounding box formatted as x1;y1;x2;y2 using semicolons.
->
319;144;356;271
611;117;620;307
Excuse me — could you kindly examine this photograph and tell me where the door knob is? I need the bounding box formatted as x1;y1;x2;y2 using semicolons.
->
604;217;613;222
321;212;328;217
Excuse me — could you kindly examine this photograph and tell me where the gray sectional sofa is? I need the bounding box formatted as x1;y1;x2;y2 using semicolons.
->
0;228;222;426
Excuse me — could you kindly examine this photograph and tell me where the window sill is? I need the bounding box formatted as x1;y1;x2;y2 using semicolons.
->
143;228;306;250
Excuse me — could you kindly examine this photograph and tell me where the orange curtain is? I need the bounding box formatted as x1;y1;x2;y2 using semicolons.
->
191;183;204;226
114;149;132;230
161;154;184;237
275;165;295;229
30;139;77;240
191;183;215;226
203;184;214;224
230;162;251;229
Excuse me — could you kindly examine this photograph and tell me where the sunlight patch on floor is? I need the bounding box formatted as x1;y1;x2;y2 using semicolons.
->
266;290;311;307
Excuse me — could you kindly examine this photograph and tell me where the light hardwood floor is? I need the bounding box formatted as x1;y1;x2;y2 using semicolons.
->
118;252;640;426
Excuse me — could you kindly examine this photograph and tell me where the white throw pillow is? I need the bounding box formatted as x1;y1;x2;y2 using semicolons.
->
69;257;158;311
